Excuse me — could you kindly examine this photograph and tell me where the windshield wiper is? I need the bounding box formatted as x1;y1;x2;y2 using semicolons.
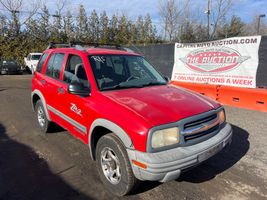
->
101;81;166;91
101;83;144;91
141;81;167;87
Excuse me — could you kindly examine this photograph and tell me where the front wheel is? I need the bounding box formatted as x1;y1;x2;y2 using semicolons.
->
96;133;139;196
35;100;52;133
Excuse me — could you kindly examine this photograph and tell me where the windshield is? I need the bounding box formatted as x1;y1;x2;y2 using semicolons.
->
89;55;167;91
31;55;41;60
1;60;18;65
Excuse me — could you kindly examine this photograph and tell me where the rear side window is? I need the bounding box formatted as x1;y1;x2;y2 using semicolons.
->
36;53;48;73
45;53;65;79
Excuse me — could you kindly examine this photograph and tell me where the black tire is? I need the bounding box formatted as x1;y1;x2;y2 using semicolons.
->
96;133;139;196
35;100;52;133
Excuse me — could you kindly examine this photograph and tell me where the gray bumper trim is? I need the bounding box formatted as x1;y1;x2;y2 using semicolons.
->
127;123;232;182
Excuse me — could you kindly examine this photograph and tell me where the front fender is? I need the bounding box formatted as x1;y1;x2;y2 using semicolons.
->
88;118;134;160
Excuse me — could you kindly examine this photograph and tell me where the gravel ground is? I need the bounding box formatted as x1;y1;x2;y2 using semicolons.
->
0;74;266;200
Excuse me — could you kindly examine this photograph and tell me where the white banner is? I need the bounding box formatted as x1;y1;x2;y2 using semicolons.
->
171;36;261;88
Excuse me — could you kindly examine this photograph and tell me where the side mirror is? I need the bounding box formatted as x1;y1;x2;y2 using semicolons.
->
68;83;91;97
164;76;170;82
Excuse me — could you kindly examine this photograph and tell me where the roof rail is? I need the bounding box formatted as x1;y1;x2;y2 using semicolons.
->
71;42;122;49
46;42;124;51
46;42;72;50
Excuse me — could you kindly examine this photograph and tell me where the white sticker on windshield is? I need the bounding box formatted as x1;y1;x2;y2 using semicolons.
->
91;56;106;63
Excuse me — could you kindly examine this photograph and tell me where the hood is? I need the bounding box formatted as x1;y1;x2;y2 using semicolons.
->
102;84;221;127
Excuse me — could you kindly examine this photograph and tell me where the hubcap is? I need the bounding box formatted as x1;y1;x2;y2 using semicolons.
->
37;106;45;127
100;147;121;184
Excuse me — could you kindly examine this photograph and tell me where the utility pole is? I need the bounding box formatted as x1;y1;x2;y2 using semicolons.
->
206;0;211;39
257;14;266;35
11;10;20;36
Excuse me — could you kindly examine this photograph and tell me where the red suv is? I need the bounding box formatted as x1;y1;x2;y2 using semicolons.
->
31;43;232;196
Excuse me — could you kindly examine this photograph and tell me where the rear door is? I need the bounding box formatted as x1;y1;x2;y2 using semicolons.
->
32;52;49;104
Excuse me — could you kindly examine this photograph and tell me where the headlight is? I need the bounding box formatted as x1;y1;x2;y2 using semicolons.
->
218;110;225;124
151;127;180;148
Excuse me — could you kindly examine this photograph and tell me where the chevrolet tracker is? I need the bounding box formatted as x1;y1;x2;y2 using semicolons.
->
31;43;233;196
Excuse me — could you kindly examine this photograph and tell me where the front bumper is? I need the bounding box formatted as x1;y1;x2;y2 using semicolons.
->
127;123;232;182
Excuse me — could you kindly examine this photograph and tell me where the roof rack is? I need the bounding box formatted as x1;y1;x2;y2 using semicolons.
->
46;42;124;51
46;42;72;49
72;42;122;49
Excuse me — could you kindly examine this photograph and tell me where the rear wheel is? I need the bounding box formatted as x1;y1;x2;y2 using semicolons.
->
96;133;139;196
35;100;52;133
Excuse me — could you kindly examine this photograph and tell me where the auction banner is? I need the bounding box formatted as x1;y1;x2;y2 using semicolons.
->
171;36;261;88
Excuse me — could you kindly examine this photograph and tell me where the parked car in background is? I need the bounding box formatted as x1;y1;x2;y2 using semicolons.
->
24;53;42;74
0;59;22;75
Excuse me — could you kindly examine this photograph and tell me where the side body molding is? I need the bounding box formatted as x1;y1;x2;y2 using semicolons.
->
31;89;51;121
89;118;134;159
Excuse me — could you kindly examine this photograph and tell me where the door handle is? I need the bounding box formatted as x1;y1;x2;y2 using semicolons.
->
40;79;46;84
58;87;65;94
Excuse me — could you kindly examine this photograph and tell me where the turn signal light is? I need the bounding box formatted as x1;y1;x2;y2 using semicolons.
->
132;160;147;169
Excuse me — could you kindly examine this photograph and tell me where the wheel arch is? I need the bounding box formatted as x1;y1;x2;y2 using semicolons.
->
31;90;51;121
89;119;134;160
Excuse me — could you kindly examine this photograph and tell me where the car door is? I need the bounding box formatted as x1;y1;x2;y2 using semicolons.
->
43;52;67;125
56;53;89;141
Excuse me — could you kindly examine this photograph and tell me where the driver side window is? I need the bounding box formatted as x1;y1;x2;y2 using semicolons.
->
63;55;89;88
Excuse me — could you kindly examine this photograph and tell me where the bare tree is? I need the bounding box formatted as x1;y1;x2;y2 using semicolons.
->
210;0;233;39
243;15;267;36
50;0;68;39
158;0;190;42
0;14;7;36
63;10;75;39
0;0;40;36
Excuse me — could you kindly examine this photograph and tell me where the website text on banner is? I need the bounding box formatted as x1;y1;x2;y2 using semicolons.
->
171;36;261;88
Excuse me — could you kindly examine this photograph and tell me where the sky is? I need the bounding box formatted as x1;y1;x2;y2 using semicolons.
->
232;0;267;22
0;0;266;26
43;0;267;23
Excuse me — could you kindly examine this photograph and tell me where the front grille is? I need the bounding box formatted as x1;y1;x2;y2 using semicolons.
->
184;114;217;129
184;123;219;141
183;113;219;142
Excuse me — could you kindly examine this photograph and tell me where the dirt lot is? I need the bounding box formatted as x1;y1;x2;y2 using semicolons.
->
0;75;266;200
